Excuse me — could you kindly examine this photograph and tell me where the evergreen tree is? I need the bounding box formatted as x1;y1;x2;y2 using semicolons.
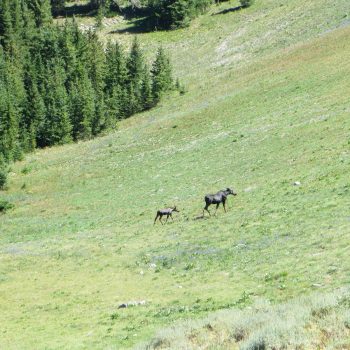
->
106;85;121;121
127;37;145;114
68;72;95;141
93;95;115;135
0;0;14;50
0;88;19;161
41;63;72;146
27;0;52;27
141;64;153;110
147;0;212;29
0;1;176;165
105;41;127;93
105;40;128;118
22;69;46;151
151;47;173;102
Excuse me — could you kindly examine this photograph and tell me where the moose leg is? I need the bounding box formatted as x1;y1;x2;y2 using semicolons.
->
159;215;164;225
223;199;227;212
166;214;170;223
214;203;220;215
170;213;174;221
203;204;211;217
154;212;160;225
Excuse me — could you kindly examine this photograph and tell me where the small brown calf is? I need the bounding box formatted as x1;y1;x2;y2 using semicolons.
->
154;206;179;225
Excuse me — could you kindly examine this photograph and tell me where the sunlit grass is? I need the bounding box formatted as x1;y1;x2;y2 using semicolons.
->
1;0;350;348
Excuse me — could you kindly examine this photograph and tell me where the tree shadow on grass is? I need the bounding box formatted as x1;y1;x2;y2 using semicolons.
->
53;3;96;18
213;5;243;15
109;17;154;34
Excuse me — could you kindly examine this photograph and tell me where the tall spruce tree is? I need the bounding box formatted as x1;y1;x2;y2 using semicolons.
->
0;0;14;50
141;63;153;110
105;40;128;118
151;47;173;102
0;90;19;161
41;62;72;146
69;72;95;141
127;37;145;114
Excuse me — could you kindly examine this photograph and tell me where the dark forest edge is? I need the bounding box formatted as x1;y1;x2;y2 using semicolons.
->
0;0;181;190
53;0;254;31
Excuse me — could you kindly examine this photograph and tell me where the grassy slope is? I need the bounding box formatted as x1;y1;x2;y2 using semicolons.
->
137;288;350;349
1;0;350;348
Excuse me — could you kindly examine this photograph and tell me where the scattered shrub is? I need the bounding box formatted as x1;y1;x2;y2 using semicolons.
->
0;199;14;213
240;0;255;8
0;167;8;190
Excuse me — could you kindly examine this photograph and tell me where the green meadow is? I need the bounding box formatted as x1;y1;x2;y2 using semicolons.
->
1;0;350;348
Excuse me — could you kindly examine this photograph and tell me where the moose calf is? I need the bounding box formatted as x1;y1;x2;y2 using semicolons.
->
154;206;179;225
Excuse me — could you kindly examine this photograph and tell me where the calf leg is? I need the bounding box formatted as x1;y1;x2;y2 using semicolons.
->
159;214;164;225
223;199;227;212
154;212;160;225
170;213;174;221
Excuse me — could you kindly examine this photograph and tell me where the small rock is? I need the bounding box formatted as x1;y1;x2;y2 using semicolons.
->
140;270;144;275
149;263;157;269
235;243;247;249
312;283;322;288
293;181;301;186
327;266;337;274
118;300;147;309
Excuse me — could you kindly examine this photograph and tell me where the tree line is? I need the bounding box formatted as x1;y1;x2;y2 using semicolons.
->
53;0;216;30
0;0;175;189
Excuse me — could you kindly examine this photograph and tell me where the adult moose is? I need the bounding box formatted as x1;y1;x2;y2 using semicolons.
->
203;188;237;216
154;206;179;225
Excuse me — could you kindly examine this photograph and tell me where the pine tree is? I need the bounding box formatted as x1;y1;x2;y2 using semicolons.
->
127;37;145;114
127;37;144;85
105;40;128;118
151;47;173;102
106;85;121;121
27;0;52;27
0;89;19;161
0;0;14;50
68;72;95;141
41;63;72;146
141;64;153;110
23;68;46;150
105;41;127;93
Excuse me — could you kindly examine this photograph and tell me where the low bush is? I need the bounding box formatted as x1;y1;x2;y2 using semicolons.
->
0;199;14;213
240;0;254;8
0;167;8;190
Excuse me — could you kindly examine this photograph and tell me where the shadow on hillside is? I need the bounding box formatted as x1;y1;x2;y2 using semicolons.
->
213;5;243;15
53;3;124;18
53;3;96;18
109;17;154;34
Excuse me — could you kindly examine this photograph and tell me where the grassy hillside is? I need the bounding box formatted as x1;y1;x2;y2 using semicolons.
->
1;0;350;348
137;287;350;349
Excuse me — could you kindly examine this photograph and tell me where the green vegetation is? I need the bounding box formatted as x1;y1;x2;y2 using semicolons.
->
146;0;213;29
1;0;350;349
138;288;350;349
55;0;214;30
0;0;174;163
239;0;254;8
0;198;14;213
0;158;8;190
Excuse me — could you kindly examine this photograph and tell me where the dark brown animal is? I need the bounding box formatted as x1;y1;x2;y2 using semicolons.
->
203;188;237;216
154;206;179;225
